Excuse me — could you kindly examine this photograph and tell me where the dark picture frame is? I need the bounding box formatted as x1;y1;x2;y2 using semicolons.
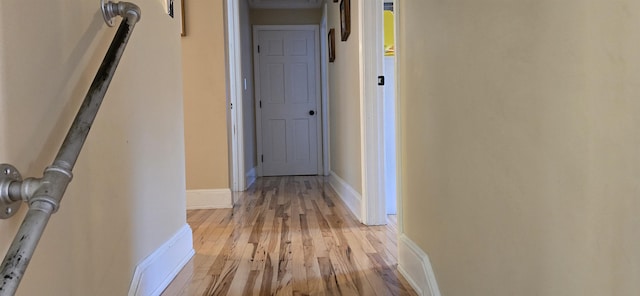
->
328;29;336;62
180;0;186;36
340;0;351;41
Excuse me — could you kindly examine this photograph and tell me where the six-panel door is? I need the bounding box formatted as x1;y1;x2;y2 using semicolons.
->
256;28;319;176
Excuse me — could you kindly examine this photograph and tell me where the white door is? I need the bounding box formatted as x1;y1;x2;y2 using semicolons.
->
254;26;321;176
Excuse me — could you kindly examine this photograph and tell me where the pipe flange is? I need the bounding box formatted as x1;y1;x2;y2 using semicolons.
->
101;0;116;27
0;164;22;219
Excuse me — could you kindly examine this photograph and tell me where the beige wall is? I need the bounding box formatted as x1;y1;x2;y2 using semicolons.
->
182;0;229;190
327;1;362;193
250;8;322;25
400;1;640;295
0;0;186;295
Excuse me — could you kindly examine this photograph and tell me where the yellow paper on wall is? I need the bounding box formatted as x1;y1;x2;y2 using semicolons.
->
384;10;395;56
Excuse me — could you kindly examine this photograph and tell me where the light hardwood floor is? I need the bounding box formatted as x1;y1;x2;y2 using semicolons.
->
162;176;416;296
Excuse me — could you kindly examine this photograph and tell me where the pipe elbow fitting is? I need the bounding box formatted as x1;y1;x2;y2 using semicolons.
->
119;2;141;24
102;1;142;27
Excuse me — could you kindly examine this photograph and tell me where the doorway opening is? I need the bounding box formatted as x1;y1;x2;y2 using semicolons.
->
359;0;401;226
224;0;401;228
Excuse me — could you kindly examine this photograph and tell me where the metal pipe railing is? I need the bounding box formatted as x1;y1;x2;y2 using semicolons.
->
0;1;140;294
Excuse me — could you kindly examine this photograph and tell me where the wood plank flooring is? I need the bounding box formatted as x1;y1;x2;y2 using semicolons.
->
162;176;416;296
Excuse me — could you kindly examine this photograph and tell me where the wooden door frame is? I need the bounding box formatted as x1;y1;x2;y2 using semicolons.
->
359;0;403;230
253;25;324;177
392;0;403;233
224;0;245;192
320;3;331;176
358;0;404;229
359;0;386;225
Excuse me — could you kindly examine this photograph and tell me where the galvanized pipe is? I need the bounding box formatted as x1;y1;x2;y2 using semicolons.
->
54;3;140;171
0;2;140;294
7;178;41;202
0;201;54;295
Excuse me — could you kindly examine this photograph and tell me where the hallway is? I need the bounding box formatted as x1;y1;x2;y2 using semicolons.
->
162;176;416;295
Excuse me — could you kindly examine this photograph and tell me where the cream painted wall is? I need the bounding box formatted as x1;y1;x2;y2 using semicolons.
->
400;1;640;295
182;0;229;190
250;8;322;25
327;1;362;193
0;0;186;295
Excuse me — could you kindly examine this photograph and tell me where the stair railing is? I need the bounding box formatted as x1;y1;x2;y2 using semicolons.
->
0;1;141;294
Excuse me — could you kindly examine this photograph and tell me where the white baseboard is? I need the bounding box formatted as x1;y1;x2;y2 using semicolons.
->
128;224;195;296
245;167;257;189
397;234;441;296
328;171;362;221
186;188;232;209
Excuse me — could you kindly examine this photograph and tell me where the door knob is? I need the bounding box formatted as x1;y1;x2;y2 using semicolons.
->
309;110;315;116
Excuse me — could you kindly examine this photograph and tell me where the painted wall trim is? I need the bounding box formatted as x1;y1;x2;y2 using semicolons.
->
128;224;195;296
392;0;404;234
397;234;441;296
320;3;331;176
328;171;362;221
245;166;257;189
358;0;387;225
186;188;233;209
226;0;246;192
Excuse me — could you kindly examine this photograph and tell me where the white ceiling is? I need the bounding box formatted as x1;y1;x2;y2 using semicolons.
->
248;0;323;9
